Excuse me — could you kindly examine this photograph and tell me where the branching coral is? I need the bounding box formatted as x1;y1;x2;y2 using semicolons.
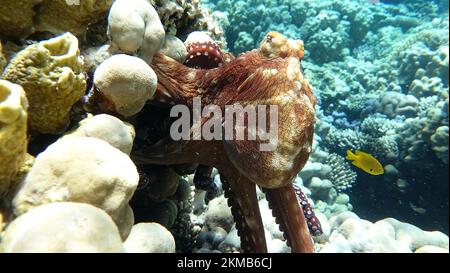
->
151;0;227;49
325;153;357;192
323;127;367;154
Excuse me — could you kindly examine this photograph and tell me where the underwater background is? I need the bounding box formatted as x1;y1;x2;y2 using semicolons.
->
202;0;450;234
0;0;448;253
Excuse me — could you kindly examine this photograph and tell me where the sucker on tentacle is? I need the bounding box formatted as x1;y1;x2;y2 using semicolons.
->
263;185;315;253
293;183;323;236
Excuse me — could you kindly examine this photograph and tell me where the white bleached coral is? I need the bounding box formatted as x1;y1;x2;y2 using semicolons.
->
0;202;123;253
108;0;165;63
62;114;135;155
123;223;176;253
319;211;449;253
12;137;139;239
91;54;157;117
159;35;188;63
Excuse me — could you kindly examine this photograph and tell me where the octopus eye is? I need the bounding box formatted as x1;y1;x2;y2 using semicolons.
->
266;35;273;43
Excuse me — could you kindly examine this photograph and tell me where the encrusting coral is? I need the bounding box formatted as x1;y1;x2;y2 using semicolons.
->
0;80;29;196
35;0;114;36
0;0;36;38
0;41;6;73
2;33;86;134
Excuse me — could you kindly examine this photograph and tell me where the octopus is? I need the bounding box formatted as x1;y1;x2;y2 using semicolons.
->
132;31;319;253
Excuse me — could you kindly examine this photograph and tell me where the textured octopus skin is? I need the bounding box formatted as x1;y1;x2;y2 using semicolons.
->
132;32;316;253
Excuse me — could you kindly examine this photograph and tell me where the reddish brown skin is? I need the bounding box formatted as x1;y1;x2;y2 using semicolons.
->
133;33;316;253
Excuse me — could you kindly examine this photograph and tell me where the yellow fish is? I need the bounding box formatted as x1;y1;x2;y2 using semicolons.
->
346;150;384;175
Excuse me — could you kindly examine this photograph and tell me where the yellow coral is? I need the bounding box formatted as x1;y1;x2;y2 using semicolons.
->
0;0;36;38
36;0;113;36
0;41;6;73
0;80;28;195
2;33;86;134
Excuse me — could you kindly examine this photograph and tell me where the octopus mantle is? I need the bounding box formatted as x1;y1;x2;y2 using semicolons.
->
133;33;317;253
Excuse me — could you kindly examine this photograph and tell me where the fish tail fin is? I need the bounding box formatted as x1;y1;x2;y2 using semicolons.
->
346;150;357;161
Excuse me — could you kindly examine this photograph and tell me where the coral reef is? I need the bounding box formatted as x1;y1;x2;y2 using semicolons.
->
319;211;449;253
151;0;227;48
0;80;28;195
325;153;357;192
2;33;86;134
0;0;448;254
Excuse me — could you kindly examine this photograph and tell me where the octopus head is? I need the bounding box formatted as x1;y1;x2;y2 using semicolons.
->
259;31;304;59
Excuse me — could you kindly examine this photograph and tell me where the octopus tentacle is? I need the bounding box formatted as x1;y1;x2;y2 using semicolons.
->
221;173;267;253
263;184;315;253
293;183;323;236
